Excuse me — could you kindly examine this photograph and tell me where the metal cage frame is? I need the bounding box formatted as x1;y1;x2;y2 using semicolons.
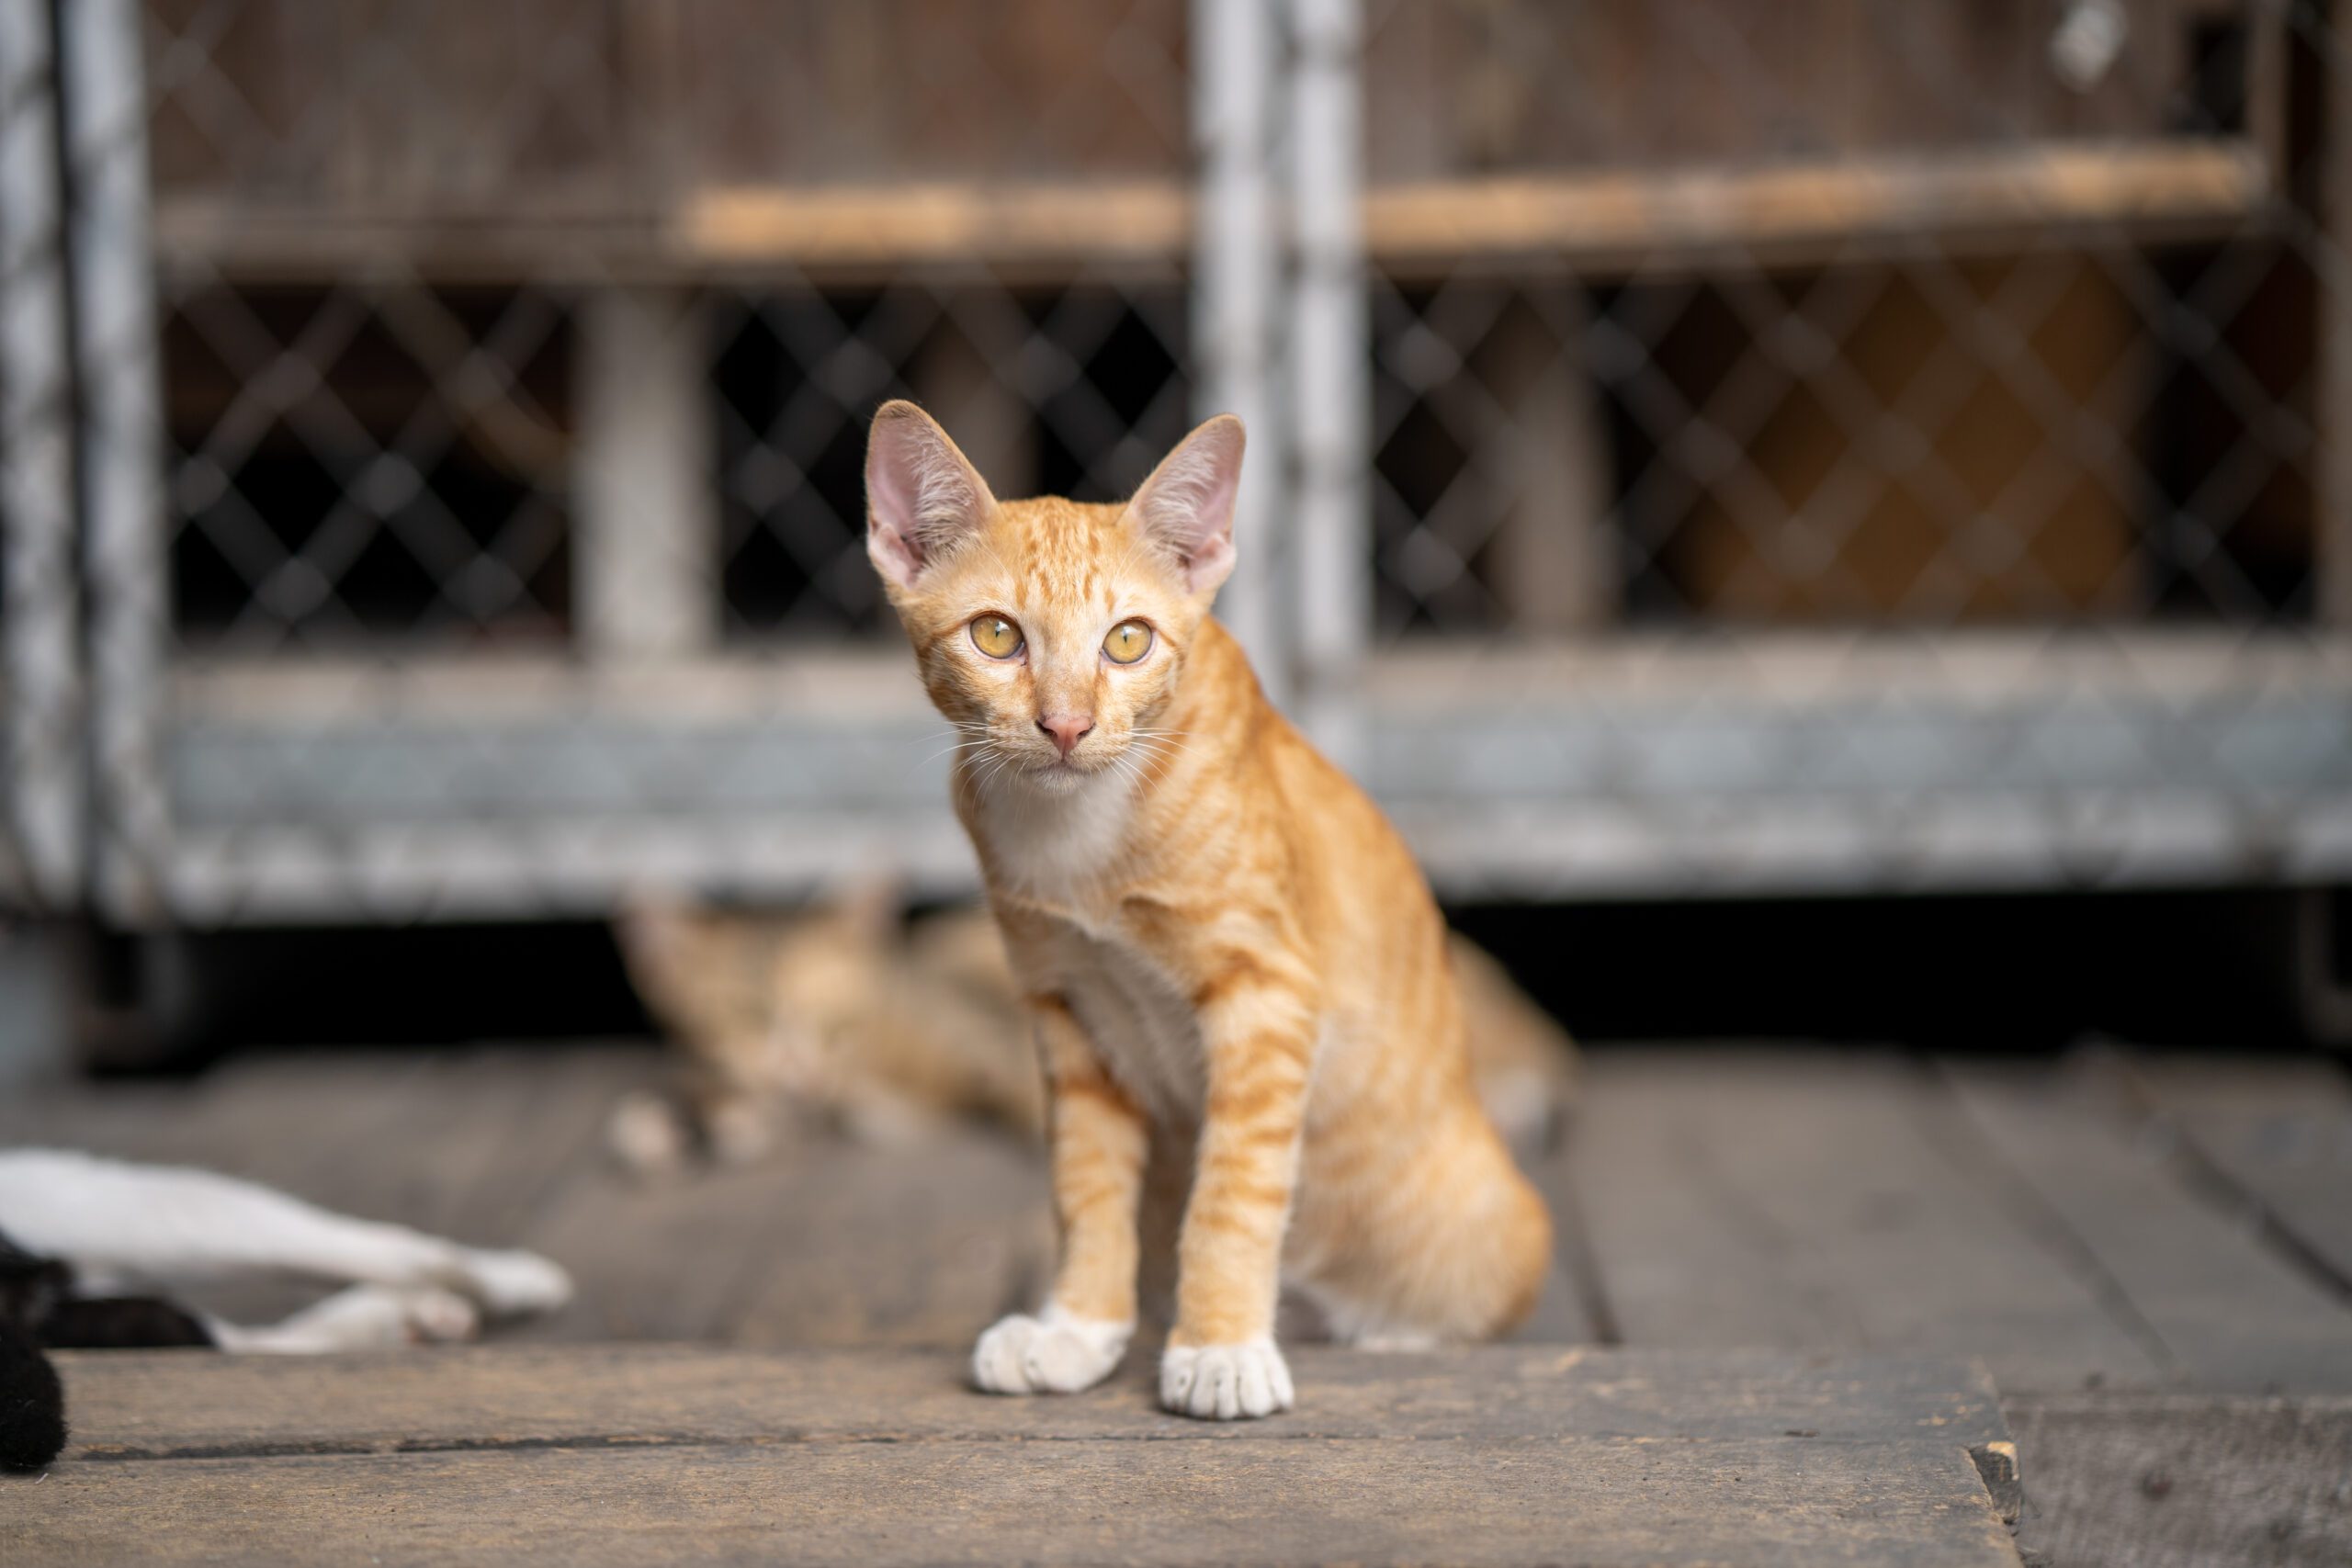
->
3;0;2350;928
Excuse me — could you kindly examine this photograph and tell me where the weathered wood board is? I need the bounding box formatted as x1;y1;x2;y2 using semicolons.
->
17;1347;2026;1568
49;1344;2008;1456
1942;1063;2352;1393
1549;1052;2169;1391
2004;1393;2352;1568
2122;1056;2352;1293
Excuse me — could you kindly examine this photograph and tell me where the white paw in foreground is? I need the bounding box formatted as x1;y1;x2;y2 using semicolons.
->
1160;1339;1294;1421
319;1283;481;1348
972;1306;1132;1394
455;1247;575;1319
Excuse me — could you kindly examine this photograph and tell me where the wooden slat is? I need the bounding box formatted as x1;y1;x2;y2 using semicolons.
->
723;1132;1050;1348
155;139;2271;282
518;1154;839;1344
1368;141;2271;275
51;1343;2014;1456
513;1115;1038;1348
14;1441;2021;1568
318;1044;654;1247
24;1347;2023;1568
2121;1055;2352;1292
2005;1392;2352;1568
685;180;1191;267
1503;1251;1596;1344
1559;1050;2169;1392
1942;1062;2352;1393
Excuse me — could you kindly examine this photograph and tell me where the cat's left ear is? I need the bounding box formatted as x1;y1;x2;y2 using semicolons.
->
1127;414;1243;597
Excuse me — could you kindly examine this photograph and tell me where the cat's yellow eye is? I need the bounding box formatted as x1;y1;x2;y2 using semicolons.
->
969;615;1023;660
1102;621;1154;665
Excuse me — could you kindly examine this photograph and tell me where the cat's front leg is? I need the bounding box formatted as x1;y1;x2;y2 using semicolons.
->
1160;960;1316;1421
973;996;1146;1396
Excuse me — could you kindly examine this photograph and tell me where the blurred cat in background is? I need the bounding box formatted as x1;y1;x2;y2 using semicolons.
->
609;886;1576;1171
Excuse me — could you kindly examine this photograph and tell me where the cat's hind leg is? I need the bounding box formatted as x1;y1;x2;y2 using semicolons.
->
204;1283;481;1353
1291;1105;1552;1351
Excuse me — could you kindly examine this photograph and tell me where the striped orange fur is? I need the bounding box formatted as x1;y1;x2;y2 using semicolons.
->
866;400;1551;1420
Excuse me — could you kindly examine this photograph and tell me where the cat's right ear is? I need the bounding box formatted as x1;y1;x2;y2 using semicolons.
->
865;400;997;592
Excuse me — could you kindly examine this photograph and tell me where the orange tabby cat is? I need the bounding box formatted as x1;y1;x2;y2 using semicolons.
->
866;401;1552;1420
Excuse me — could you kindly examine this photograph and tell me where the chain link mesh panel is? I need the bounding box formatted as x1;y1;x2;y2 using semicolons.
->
1318;1;2352;907
1361;0;2328;636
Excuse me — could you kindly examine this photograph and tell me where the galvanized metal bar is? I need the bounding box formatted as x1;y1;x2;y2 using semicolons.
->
577;286;718;661
1193;0;1288;704
0;0;82;907
1286;0;1369;766
60;0;169;920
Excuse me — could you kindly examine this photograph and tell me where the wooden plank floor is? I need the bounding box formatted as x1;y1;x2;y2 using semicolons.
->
22;1347;2026;1568
3;1043;2347;1389
6;1042;2351;1566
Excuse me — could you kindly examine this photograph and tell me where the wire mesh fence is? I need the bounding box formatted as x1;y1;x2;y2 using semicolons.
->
4;0;2351;923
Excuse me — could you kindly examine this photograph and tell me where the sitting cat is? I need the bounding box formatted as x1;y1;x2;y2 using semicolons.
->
610;889;1574;1172
0;1148;574;1471
865;400;1554;1420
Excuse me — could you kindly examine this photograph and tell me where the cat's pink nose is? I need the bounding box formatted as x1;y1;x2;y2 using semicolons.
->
1036;714;1094;756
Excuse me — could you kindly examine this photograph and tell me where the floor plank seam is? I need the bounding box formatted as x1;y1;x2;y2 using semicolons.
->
2089;1048;2352;1313
1544;1144;1623;1346
64;1428;2001;1464
1915;1055;2187;1384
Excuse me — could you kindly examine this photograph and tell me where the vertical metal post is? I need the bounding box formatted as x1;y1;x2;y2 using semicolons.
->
577;287;718;661
1193;0;1288;704
1287;0;1369;765
1476;288;1613;635
0;0;82;907
2324;3;2352;626
61;0;169;920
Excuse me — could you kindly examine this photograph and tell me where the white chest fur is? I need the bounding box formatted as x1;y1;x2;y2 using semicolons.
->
972;769;1204;1120
1053;928;1204;1122
972;767;1140;913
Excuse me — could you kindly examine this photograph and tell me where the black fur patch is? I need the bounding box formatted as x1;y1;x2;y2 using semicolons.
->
41;1296;214;1349
0;1230;67;1472
0;1220;225;1473
0;1321;64;1470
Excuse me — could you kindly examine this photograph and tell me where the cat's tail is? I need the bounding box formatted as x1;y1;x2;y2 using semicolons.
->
0;1320;65;1472
1452;933;1579;1157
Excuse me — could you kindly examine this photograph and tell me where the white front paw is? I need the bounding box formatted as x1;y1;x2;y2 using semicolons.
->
1159;1338;1294;1420
458;1247;574;1318
311;1283;481;1348
394;1285;482;1344
971;1306;1132;1394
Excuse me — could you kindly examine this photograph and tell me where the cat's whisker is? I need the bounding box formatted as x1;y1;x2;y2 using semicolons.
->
911;737;999;772
969;747;1024;796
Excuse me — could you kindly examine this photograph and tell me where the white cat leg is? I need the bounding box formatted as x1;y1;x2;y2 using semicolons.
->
204;1283;480;1353
0;1149;571;1318
450;1247;572;1317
